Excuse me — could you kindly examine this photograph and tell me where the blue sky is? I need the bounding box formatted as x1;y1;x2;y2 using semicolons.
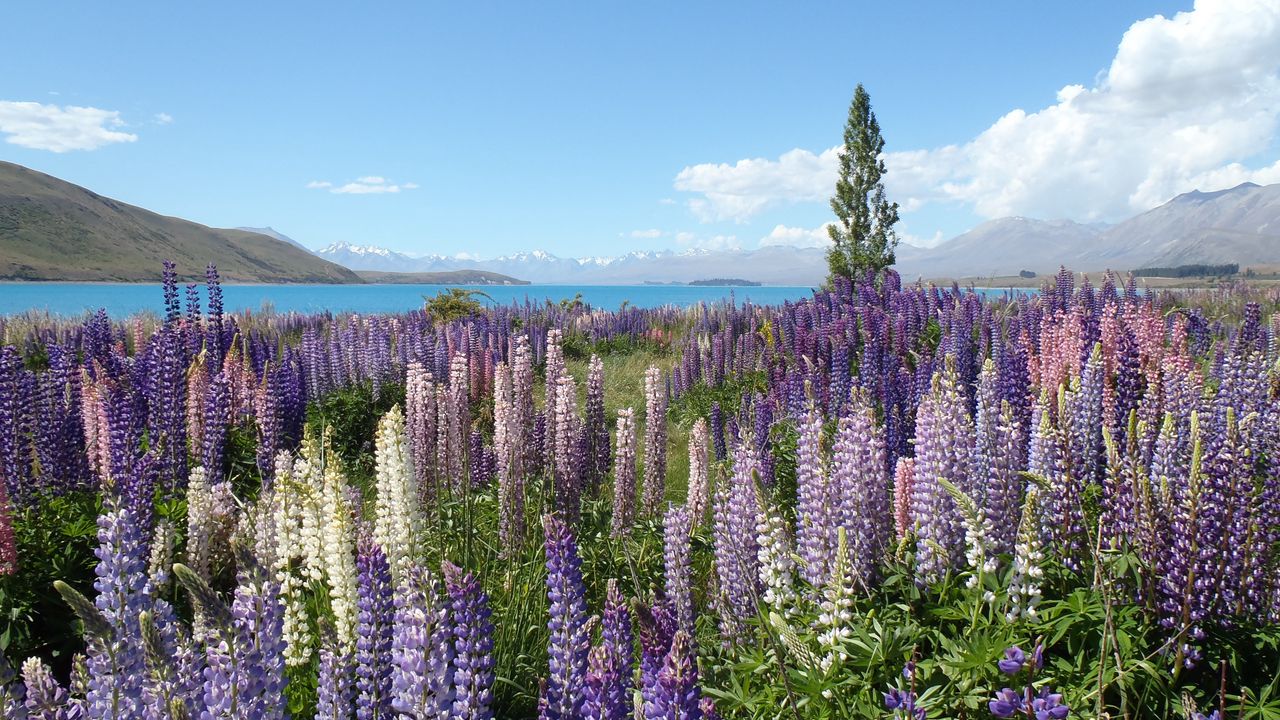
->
4;0;1279;258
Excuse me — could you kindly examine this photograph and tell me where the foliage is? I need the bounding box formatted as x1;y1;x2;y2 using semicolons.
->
827;83;900;283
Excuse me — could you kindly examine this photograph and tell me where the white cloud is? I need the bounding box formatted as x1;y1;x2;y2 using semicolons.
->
675;231;741;251
673;0;1280;223
630;229;664;238
658;197;676;205
759;223;834;249
674;147;840;222
154;112;173;125
0;100;137;152
307;176;418;195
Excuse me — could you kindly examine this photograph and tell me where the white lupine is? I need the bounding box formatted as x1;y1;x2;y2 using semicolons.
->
314;435;360;650
185;465;212;581
686;418;710;525
611;408;638;538
1006;489;1045;623
374;405;421;583
816;528;856;672
756;495;798;617
641;365;668;517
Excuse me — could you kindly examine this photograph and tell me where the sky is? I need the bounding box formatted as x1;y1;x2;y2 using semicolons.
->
3;0;1280;258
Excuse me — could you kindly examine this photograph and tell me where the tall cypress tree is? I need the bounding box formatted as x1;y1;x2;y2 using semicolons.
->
827;83;900;283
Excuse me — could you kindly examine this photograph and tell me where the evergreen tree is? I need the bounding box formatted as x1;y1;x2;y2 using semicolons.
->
827;83;899;283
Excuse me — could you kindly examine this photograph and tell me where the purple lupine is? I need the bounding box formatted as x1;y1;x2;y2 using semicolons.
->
830;388;890;585
553;375;583;522
205;264;225;363
85;501;150;719
444;562;494;720
230;575;289;720
612;409;638;538
708;402;726;462
541;514;590;719
795;397;834;587
711;440;763;642
162;259;180;324
643;631;702;720
0;347;34;506
316;634;356;720
637;601;677;713
391;564;454;718
911;356;973;585
585;355;612;494
21;656;71;720
202;372;230;479
583;581;633;720
355;540;395;719
664;504;695;635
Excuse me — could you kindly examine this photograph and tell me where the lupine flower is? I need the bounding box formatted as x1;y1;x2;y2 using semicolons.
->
643;631;702;720
612;409;638;538
541;513;590;719
642;366;668;517
816;528;855;672
0;649;27;720
892;458;915;542
912;356;974;585
664;504;695;634
315;632;355;720
583;581;633;720
356;539;395;719
795;398;834;586
585;355;612;493
686;419;710;525
373;405;421;583
21;656;73;720
756;491;797;617
711;440;763;642
444;562;494;720
390;564;454;718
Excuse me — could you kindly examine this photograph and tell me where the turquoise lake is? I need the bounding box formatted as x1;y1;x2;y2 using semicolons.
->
0;283;824;317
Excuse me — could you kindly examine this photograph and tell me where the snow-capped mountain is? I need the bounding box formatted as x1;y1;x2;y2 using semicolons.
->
312;242;828;284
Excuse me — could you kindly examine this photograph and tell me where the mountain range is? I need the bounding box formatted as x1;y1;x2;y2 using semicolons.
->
5;159;1280;286
310;181;1280;284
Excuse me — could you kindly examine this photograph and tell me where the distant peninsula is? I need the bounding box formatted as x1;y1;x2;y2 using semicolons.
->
688;278;762;287
355;270;529;285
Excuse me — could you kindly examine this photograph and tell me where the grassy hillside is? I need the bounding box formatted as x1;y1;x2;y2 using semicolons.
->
355;269;530;285
0;161;361;283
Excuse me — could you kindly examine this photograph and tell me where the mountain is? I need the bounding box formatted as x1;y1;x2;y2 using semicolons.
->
896;218;1110;279
236;226;311;252
354;269;529;285
0;162;361;283
315;242;828;285
899;182;1280;279
1082;182;1280;269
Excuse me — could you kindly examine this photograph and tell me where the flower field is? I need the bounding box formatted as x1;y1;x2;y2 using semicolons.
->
1;264;1279;719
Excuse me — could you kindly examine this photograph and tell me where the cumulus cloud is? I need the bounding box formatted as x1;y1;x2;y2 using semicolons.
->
307;176;417;194
630;229;664;238
154;112;173;125
675;231;741;251
758;223;834;249
674;0;1280;223
0;101;137;152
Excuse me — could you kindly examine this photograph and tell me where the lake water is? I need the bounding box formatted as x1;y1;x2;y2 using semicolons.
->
0;283;826;317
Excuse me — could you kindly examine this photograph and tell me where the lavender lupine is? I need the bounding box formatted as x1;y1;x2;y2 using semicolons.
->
21;657;71;720
988;643;1069;719
541;513;590;719
637;601;677;714
356;540;395;720
391;564;454;718
315;634;356;720
553;375;583;522
202;372;230;479
583;581;633;720
0;347;34;505
712;440;764;642
83;501;150;719
584;355;611;493
686;419;710;525
642;365;668;517
493;361;526;554
795;398;835;586
612;409;638;538
911;357;974;586
406;362;439;501
444;562;494;720
664;504;695;634
830;388;890;585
